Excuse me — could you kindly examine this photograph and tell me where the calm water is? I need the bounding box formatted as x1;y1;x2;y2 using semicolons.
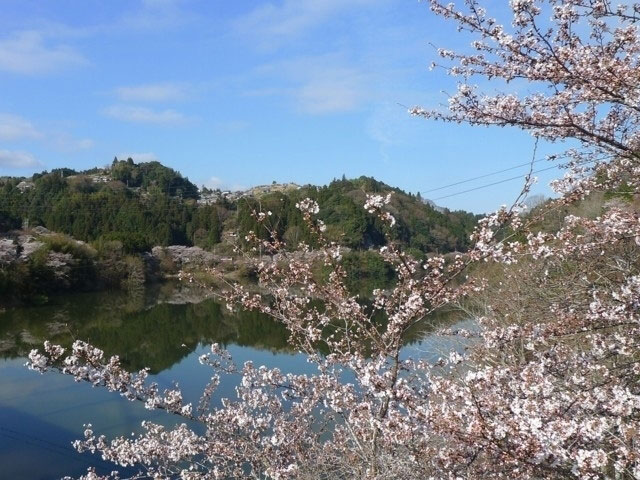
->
0;284;465;479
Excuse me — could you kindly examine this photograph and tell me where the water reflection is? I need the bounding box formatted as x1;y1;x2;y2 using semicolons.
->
0;283;293;373
0;283;466;479
0;283;462;372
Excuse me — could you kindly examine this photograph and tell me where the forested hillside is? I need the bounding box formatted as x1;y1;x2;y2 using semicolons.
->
0;159;222;251
236;176;479;254
0;159;479;254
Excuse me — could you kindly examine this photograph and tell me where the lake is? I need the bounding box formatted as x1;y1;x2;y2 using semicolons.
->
0;283;466;479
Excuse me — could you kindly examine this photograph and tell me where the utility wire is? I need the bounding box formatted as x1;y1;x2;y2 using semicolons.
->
432;165;559;201
421;158;546;194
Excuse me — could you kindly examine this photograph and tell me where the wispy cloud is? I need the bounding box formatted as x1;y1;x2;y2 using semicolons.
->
235;0;379;46
116;152;159;163
0;112;94;153
204;176;224;189
365;102;422;148
115;83;189;102
0;112;93;153
249;55;370;114
10;0;195;41
365;101;426;162
103;105;190;124
0;113;42;141
50;133;94;152
203;176;246;191
0;150;42;168
295;68;367;114
0;1;193;74
0;31;86;74
121;0;195;31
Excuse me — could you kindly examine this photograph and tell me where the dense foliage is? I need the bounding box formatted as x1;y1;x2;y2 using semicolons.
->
236;176;478;253
1;164;478;255
0;160;221;249
0;233;149;304
1;162;478;304
110;158;199;199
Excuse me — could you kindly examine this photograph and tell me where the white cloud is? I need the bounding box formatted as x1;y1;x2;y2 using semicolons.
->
295;69;367;114
0;150;42;168
121;0;195;31
364;101;426;163
204;176;224;189
115;83;189;102
0;112;93;152
51;134;94;152
250;55;370;114
77;139;94;149
142;0;179;6
11;1;194;41
366;102;422;147
71;138;94;150
0;31;86;74
103;105;190;124
0;112;94;152
0;113;42;141
236;0;378;44
116;152;159;163
203;176;246;191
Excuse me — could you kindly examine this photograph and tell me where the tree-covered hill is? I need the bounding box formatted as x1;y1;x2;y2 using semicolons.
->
109;157;199;199
236;176;480;254
0;159;480;254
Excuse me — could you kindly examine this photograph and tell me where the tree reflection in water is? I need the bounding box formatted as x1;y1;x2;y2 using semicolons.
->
0;282;463;374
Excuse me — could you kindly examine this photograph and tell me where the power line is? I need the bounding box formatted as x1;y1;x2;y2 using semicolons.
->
421;158;546;195
432;165;559;201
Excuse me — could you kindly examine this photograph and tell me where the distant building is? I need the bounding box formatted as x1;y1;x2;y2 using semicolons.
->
245;182;301;197
197;192;220;205
88;173;111;183
195;182;303;205
16;181;35;192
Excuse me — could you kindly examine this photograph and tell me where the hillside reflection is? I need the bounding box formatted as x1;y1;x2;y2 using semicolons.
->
0;284;292;373
0;282;463;373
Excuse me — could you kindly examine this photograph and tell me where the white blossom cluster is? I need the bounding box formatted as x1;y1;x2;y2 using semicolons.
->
364;193;396;227
414;0;640;200
294;198;319;216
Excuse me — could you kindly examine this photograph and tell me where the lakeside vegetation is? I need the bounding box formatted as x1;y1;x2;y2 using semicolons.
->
0;158;480;305
1;158;631;308
0;158;478;253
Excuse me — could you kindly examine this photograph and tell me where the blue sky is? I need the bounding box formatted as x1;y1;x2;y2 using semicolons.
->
0;0;562;213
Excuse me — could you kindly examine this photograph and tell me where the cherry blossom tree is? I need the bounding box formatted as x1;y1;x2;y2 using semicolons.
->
413;0;640;198
28;1;640;478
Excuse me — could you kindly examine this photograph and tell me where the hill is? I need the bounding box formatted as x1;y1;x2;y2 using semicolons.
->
0;159;479;255
234;176;479;254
